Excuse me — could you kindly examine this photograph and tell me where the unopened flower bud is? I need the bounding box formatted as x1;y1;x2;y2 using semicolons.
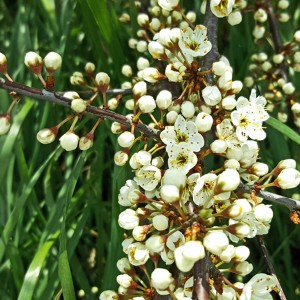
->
279;13;289;22
118;209;139;230
253;25;265;39
231;81;243;93
152;214;169;231
137;57;150;70
122;65;133;77
24;51;43;74
231;261;253;276
254;204;273;223
79;133;94;150
136;40;148;53
215;169;240;193
220;245;235;262
84;62;95;74
174;246;194;272
182;241;205;262
151;268;175;293
227;11;242;26
203;230;229;256
137;13;149;27
254;8;268;22
152;156;164;168
0;52;7;73
133;81;147;98
161;185;180;203
181;101;195;119
99;290;118;300
282;82;295;95
275;168;300;189
224;159;240;170
117;274;135;289
163;169;186;188
233;245;250;262
0;114;11;135
116;257;132;273
166;111;178;124
36;127;57;144
111;122;124;134
145;235;165;253
138;95;156;113
202;85;222;106
95;72;110;92
118;131;135;148
210;139;227;153
212;61;226;76
222;96;236;110
156;90;172;110
114;151;129;166
142;67;163;83
59;130;79;151
273;54;284;64
132;225;150;241
278;0;289;9
226;222;250;238
70;72;85;85
71;98;87;113
195;112;213;133
44;52;62;73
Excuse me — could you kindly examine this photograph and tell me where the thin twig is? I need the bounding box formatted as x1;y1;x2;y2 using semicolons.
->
257;236;287;300
238;183;300;211
0;78;161;140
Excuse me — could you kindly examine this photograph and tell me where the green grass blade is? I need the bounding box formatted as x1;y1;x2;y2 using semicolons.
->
17;231;60;300
266;117;300;145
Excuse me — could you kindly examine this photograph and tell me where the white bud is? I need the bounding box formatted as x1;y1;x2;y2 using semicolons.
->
278;0;289;9
145;235;165;253
116;257;131;273
71;98;87;113
250;162;269;176
132;225;148;241
253;25;265;39
195;112;213;132
117;131;135;148
156;90;172;110
174;246;194;272
84;62;95;73
166;111;178;124
0;52;7;73
215;169;240;193
148;41;165;59
210;140;227;153
203;230;229;256
137;13;149;27
227;11;242;26
137;95;156;113
244;76;254;87
163;169;186;188
254;204;273;223
111;122;124;134
121;65;133;77
254;8;268;22
273;54;284;64
151;268;175;292
276;159;296;171
152;156;164;168
133;81;147;98
79;135;94;151
294;52;300;63
182;241;205;262
275;168;300;189
137;57;150;70
212;61;226;76
232;261;253;276
291;103;300;113
295;31;300;42
226;222;251;238
137;40;148;53
116;274;134;289
118;209;139;230
95;72;110;90
0;114;11;135
36;127;57;144
99;290;118;300
282;82;295;95
150;18;161;31
234;246;250;262
142;67;162;83
128;38;138;49
108;98;119;110
44;52;62;73
161;185;180;203
231;81;243;93
202;86;222;106
59;130;79;151
152;214;169;231
222;96;236;110
129;150;151;169
181;101;195;118
224;159;240;170
220;245;236;262
24;51;43;74
279;13;289;22
158;0;179;11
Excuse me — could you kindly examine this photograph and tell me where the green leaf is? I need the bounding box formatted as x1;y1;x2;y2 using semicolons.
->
18;231;60;300
266;117;300;145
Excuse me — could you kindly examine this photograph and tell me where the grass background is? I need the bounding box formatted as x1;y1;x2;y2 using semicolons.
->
0;0;299;299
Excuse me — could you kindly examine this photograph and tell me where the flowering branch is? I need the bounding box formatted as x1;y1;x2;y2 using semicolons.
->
238;183;300;211
0;78;160;140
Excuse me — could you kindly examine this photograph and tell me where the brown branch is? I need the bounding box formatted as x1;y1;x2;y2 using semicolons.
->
257;236;287;300
203;0;220;85
0;78;161;140
238;183;300;211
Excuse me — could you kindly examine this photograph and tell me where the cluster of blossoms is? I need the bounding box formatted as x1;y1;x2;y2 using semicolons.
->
98;1;300;300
